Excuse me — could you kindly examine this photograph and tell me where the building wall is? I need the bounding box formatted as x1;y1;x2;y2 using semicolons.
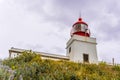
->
10;52;20;58
9;48;69;61
66;35;98;64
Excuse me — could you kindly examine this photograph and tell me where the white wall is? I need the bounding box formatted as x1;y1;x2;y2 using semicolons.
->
66;35;98;64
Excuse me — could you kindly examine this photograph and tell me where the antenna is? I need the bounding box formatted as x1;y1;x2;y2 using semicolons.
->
79;11;82;18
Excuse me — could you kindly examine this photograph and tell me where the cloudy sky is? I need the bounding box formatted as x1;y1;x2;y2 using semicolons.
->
0;0;120;63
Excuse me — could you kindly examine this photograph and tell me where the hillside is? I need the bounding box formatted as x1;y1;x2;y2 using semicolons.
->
1;51;120;80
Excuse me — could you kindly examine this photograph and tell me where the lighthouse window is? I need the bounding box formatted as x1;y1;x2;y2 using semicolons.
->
74;24;81;32
69;47;71;53
83;54;89;63
81;24;87;32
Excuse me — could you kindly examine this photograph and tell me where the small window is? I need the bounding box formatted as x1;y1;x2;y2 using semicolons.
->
14;54;15;57
83;54;89;63
74;24;81;32
81;24;88;32
69;47;71;53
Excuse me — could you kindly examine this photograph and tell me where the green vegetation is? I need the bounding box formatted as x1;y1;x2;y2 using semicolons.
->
2;51;120;80
0;63;11;80
0;68;9;80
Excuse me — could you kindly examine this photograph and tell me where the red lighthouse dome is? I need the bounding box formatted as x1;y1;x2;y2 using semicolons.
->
71;18;90;37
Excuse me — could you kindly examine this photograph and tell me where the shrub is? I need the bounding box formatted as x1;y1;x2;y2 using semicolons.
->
2;51;120;80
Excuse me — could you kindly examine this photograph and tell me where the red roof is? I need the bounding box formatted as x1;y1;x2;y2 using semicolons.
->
73;18;88;27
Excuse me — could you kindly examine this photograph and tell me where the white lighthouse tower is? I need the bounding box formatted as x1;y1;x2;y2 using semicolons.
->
66;18;98;64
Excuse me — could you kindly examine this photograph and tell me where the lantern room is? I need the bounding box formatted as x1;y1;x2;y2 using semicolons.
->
71;18;90;37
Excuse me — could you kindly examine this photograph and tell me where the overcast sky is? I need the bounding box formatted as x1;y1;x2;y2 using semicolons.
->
0;0;120;63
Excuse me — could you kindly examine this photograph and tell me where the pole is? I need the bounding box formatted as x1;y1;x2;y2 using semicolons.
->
112;58;114;65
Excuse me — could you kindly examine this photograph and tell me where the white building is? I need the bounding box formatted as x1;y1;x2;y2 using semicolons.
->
9;17;98;64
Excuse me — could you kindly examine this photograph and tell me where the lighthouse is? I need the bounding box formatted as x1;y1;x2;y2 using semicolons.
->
66;18;98;64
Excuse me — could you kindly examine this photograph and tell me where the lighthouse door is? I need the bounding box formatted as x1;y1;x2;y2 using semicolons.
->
83;54;89;63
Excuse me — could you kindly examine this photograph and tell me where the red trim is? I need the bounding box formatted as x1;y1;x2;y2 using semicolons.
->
73;32;90;37
71;18;90;37
73;18;88;27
